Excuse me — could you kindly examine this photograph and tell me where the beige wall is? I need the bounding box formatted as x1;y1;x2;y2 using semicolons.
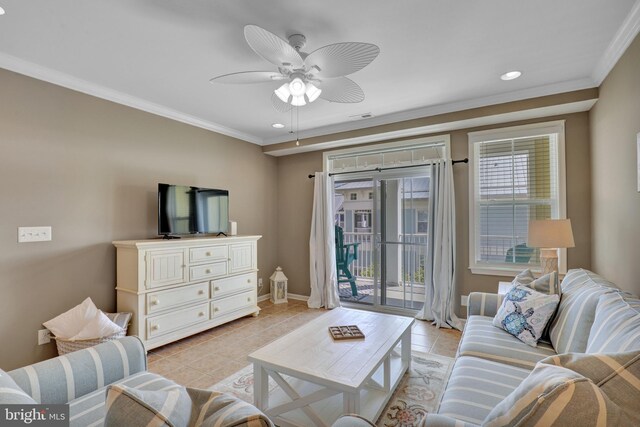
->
0;69;278;370
590;34;640;295
277;113;592;313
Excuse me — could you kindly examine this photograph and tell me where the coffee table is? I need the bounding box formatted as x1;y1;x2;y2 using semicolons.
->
248;308;414;427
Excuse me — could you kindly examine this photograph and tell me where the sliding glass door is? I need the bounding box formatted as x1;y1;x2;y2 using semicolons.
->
334;170;430;312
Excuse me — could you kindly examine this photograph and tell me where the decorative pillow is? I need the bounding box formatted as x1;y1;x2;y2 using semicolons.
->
187;388;273;426
512;269;559;295
105;384;192;427
493;285;560;347
586;292;640;353
0;369;37;404
104;385;274;427
43;297;120;339
69;309;123;341
105;311;133;331
483;351;640;426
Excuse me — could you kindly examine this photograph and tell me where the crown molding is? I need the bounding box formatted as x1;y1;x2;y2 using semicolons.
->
0;52;264;145
592;0;640;85
264;99;597;157
262;78;596;146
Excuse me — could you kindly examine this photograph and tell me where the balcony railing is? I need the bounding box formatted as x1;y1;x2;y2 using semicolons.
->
341;232;429;283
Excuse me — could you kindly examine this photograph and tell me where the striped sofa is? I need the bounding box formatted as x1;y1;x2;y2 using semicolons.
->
424;268;640;426
1;336;271;427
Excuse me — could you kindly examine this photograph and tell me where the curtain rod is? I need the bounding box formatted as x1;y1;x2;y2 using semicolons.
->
307;158;468;179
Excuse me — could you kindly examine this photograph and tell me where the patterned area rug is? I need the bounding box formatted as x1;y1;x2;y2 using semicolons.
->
210;351;453;427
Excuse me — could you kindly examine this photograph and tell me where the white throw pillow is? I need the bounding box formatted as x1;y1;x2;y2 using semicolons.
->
69;309;123;341
493;284;560;347
512;269;559;295
43;297;99;339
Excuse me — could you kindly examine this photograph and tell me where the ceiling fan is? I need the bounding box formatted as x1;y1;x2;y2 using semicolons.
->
210;25;380;112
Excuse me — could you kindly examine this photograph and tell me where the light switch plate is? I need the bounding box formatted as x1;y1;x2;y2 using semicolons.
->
461;295;469;306
18;226;52;243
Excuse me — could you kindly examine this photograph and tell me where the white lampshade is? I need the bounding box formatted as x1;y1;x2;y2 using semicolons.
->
274;83;291;103
305;83;322;102
289;77;306;96
528;219;575;249
291;95;306;106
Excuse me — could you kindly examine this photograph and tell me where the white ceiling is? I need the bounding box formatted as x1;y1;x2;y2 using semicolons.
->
0;0;638;146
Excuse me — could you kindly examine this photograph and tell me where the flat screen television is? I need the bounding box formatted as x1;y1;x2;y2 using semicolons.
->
158;183;229;237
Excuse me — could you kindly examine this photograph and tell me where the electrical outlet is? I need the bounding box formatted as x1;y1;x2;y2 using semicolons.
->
461;295;469;306
38;329;51;345
258;278;263;290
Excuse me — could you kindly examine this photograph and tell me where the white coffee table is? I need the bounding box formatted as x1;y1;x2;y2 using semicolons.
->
248;307;414;427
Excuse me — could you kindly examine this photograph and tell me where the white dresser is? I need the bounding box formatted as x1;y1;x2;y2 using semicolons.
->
113;235;261;350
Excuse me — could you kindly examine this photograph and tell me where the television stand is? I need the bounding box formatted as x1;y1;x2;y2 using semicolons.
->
216;231;228;237
162;234;181;240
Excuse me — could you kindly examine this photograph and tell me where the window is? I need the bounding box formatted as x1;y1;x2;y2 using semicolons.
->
350;193;357;200
468;121;566;276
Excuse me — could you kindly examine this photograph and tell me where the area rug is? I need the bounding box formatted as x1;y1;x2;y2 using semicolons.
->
210;351;453;427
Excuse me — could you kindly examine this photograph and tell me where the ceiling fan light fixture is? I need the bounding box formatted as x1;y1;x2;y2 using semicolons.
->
274;83;291;103
289;77;306;96
305;83;322;103
291;95;306;107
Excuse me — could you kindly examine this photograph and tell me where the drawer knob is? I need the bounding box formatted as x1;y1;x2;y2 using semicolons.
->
214;286;220;291
247;279;251;283
181;265;186;268
247;297;251;302
214;307;219;312
228;258;231;261
206;252;212;256
151;325;159;331
198;290;205;295
205;269;211;274
151;299;159;306
198;311;205;317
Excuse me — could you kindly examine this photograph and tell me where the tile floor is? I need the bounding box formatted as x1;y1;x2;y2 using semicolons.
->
147;299;462;389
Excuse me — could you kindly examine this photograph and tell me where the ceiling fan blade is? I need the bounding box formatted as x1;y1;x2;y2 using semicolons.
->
209;71;285;84
271;92;293;113
305;42;380;78
318;77;365;103
244;25;304;68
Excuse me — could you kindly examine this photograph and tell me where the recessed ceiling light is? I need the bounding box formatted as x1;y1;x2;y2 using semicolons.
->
0;6;5;15
271;123;285;129
500;71;522;81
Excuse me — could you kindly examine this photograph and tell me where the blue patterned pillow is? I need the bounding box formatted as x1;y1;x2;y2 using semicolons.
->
493;284;560;347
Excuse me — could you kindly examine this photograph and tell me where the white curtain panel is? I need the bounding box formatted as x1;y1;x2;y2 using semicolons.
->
308;172;341;309
416;160;463;330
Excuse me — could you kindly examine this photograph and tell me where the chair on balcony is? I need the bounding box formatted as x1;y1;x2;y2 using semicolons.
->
505;243;534;263
335;225;360;297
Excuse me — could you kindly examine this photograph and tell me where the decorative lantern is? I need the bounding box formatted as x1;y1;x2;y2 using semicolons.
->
270;266;288;304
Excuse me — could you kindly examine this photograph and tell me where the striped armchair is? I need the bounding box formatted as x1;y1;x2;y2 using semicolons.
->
2;337;271;427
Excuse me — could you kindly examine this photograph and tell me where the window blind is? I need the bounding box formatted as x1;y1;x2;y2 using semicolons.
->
473;133;560;267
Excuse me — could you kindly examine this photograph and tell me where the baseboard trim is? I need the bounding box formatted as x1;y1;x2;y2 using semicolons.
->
258;292;310;303
287;293;310;302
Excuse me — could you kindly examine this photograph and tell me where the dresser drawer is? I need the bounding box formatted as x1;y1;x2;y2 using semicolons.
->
211;291;255;318
190;245;228;264
146;282;209;315
147;303;209;339
190;261;227;281
211;272;256;298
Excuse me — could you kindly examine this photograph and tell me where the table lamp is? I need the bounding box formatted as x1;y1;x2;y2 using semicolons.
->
527;219;575;274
